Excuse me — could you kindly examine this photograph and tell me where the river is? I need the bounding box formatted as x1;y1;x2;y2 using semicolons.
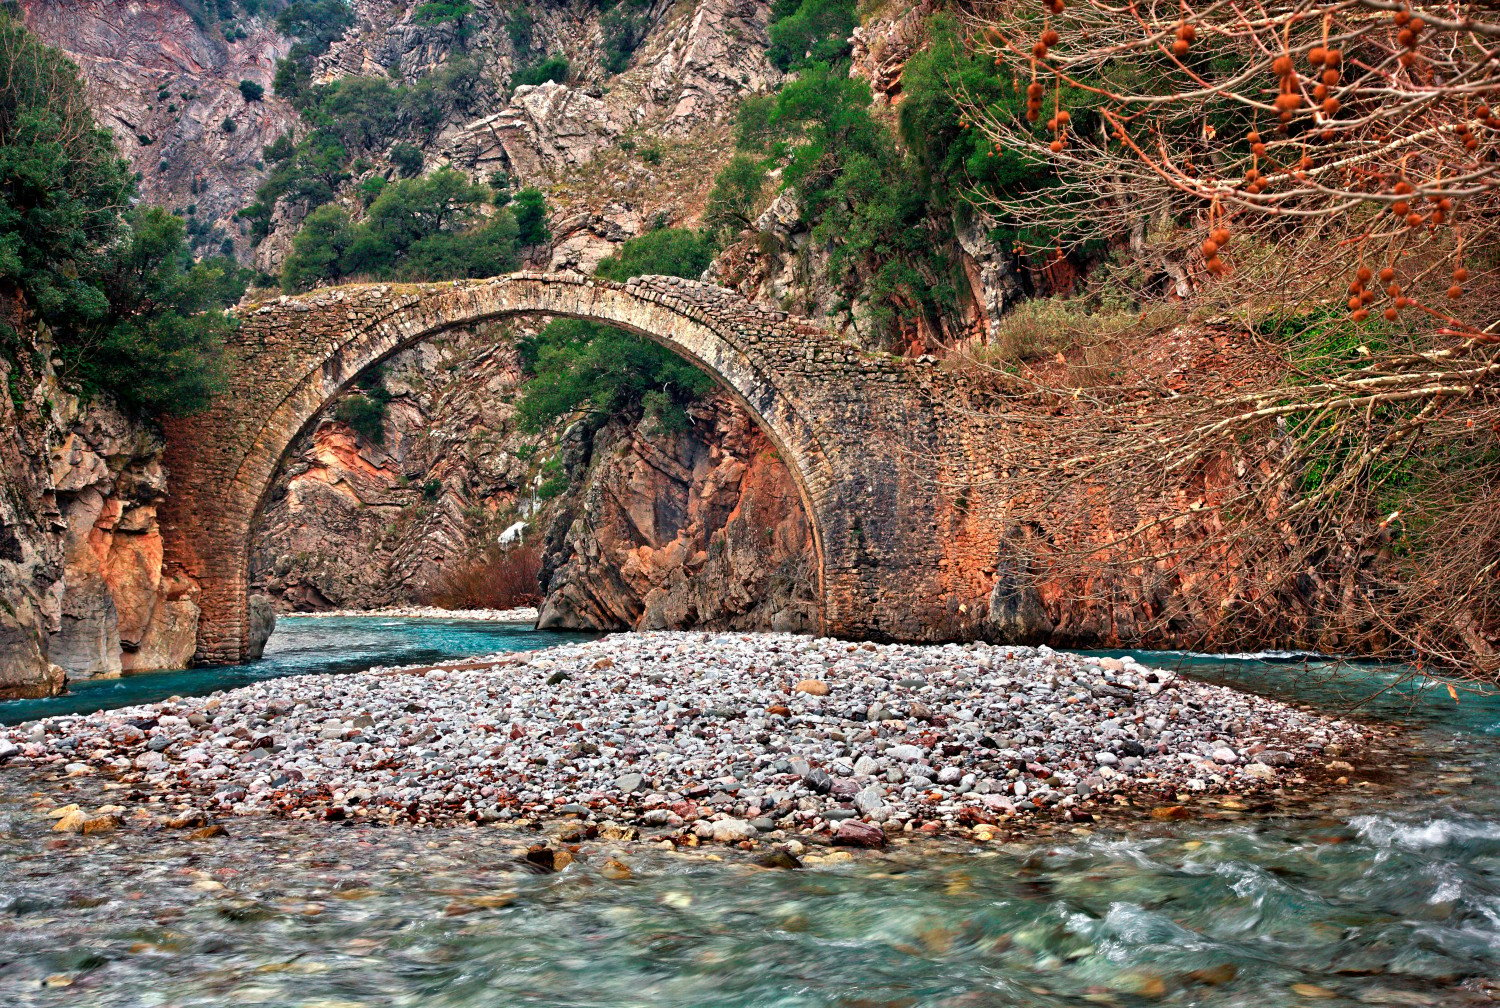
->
1;620;1496;1006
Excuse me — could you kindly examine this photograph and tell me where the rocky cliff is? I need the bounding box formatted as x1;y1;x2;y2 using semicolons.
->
18;0;296;261
0;326;200;698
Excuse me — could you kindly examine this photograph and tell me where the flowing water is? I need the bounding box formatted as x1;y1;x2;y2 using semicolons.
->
1;624;1497;1007
0;615;600;725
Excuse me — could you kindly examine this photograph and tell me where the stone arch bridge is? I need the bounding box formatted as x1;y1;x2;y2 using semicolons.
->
160;273;1005;664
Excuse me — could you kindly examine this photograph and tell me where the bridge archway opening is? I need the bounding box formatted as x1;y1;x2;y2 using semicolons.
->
244;309;825;633
162;275;842;664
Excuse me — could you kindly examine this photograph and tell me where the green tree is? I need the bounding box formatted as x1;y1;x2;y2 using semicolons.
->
517;228;717;432
412;0;474;25
0;12;243;415
766;0;855;71
511;55;569;88
280;169;522;289
601;0;652;74
280;203;357;291
67;209;245;415
239;79;265;101
703;153;767;238
594;227;713;282
309;76;401;150
388;142;423;177
275;0;353;57
512;187;549;246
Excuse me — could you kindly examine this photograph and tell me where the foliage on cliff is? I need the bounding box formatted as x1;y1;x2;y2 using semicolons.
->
517;229;718;432
280;169;547;290
245;58;484;238
718;7;1070;340
0;11;246;415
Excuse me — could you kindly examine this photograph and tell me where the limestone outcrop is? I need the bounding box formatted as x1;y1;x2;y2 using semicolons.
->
538;395;818;633
0;331;199;699
18;0;295;262
444;83;622;185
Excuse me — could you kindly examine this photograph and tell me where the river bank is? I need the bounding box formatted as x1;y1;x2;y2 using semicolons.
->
0;632;1373;846
282;606;540;622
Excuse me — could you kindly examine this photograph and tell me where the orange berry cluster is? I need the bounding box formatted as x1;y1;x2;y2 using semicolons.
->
1271;52;1304;122
1171;22;1195;58
1033;26;1060;60
1047;108;1070;151
1201;226;1231;276
1393;7;1424;67
1243;132;1270;194
1448;265;1469;301
1346;266;1378;321
1025;81;1045;123
1307;45;1342;116
1387;180;1455;230
1456;106;1499;152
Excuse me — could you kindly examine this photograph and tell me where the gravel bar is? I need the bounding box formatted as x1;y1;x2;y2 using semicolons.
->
0;632;1371;846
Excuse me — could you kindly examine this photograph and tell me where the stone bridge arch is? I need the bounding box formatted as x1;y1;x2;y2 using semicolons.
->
160;273;994;664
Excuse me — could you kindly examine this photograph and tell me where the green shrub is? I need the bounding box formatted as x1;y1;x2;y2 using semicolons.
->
601;0;652;74
516;228;717;432
512;187;549;246
594;227;713;282
505;10;534;52
281;168;522;290
412;0;473;26
703;153;767;237
766;0;855;71
255;63;480;222
238;79;264;101
334;393;386;443
511;55;569;88
389;142;423;177
536;474;569;499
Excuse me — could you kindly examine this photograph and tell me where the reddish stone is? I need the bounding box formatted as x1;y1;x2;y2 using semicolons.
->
833;819;886;848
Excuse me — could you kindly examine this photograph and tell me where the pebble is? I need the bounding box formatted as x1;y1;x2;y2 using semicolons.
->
1;632;1368;843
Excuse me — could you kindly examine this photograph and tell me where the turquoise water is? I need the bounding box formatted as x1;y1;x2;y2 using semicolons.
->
2;630;1498;1006
0;616;599;725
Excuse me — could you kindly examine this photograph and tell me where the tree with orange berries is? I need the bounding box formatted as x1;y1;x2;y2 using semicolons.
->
951;1;1500;678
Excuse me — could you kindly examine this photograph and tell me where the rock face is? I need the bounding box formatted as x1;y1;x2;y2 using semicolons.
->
251;324;544;610
0;329;199;699
18;0;296;262
538;395;818;633
447;82;622;186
